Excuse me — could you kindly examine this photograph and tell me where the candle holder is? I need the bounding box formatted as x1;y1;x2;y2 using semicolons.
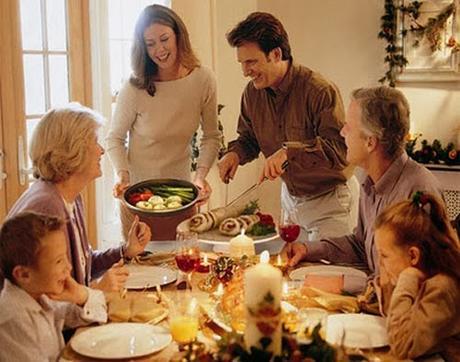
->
271;254;288;274
196;254;211;273
210;282;225;302
197;273;218;293
213;256;237;285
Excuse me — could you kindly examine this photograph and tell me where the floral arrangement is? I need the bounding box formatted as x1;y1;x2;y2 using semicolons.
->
406;134;460;165
379;0;458;86
174;326;337;362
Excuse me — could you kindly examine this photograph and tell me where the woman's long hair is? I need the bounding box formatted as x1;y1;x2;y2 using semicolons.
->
375;192;460;280
129;4;200;96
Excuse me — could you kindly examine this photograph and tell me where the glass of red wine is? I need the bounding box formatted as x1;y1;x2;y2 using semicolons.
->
175;231;200;290
279;209;300;258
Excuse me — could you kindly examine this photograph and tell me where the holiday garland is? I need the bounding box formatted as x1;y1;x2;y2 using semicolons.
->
173;326;337;362
406;134;460;165
379;0;458;87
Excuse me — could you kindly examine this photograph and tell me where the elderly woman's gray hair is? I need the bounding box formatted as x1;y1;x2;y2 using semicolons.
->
351;86;410;159
30;104;104;182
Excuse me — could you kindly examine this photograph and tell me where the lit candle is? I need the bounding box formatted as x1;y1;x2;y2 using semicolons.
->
197;254;210;273
244;250;282;356
229;229;255;259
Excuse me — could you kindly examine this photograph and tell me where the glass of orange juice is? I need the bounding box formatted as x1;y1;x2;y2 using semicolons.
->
169;292;199;346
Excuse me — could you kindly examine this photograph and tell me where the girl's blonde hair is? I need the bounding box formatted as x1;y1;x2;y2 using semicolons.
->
375;192;460;280
30;104;103;183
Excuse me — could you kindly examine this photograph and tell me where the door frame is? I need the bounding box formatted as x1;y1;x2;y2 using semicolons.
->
0;0;97;247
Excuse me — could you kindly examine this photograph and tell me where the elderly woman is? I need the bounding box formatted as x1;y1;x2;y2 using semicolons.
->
106;4;221;237
7;104;151;292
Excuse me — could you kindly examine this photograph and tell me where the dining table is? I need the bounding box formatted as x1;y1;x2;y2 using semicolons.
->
60;240;415;362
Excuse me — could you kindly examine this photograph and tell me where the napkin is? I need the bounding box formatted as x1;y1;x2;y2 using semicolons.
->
303;273;344;294
107;293;168;324
300;286;359;313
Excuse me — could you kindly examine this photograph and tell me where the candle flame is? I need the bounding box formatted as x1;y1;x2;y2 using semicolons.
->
240;228;246;236
260;250;270;264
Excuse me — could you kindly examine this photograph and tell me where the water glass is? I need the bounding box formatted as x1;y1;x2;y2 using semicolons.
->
169;291;199;345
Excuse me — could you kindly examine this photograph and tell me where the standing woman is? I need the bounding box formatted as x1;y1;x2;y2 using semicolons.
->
106;4;221;236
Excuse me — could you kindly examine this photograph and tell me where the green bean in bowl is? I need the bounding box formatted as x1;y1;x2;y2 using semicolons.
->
123;179;199;214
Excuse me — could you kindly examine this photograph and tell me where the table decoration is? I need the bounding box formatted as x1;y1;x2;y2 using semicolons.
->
198;256;240;293
244;250;283;356
273;254;288;274
296;308;329;343
229;229;255;258
167;327;337;362
196;254;211;273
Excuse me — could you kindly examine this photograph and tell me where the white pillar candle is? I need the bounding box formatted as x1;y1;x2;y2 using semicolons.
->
229;229;255;258
244;250;282;356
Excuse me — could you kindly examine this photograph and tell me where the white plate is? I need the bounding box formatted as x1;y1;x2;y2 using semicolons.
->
70;323;171;359
326;313;388;349
125;265;177;289
198;231;279;245
144;241;175;253
212;238;284;255
289;265;368;294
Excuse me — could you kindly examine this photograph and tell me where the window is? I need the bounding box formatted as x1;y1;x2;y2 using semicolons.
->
20;0;70;172
92;0;170;247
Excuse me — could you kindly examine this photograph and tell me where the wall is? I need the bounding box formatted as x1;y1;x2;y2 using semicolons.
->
173;0;280;216
257;0;386;105
173;0;460;214
258;0;459;146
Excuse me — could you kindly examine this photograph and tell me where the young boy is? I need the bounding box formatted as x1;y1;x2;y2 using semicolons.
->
0;212;107;361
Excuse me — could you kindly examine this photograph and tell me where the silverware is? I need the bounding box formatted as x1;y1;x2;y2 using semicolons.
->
226;160;289;207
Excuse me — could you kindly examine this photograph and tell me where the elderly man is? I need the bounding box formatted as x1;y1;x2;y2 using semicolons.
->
286;86;442;277
218;12;356;238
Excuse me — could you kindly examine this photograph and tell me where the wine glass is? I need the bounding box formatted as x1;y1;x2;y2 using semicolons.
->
279;208;301;258
175;231;200;290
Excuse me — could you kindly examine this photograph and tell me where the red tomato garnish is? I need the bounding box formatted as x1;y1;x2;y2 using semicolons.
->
257;212;274;226
139;193;152;201
128;193;142;205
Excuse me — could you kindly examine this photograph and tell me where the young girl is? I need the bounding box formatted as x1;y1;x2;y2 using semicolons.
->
374;191;460;360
